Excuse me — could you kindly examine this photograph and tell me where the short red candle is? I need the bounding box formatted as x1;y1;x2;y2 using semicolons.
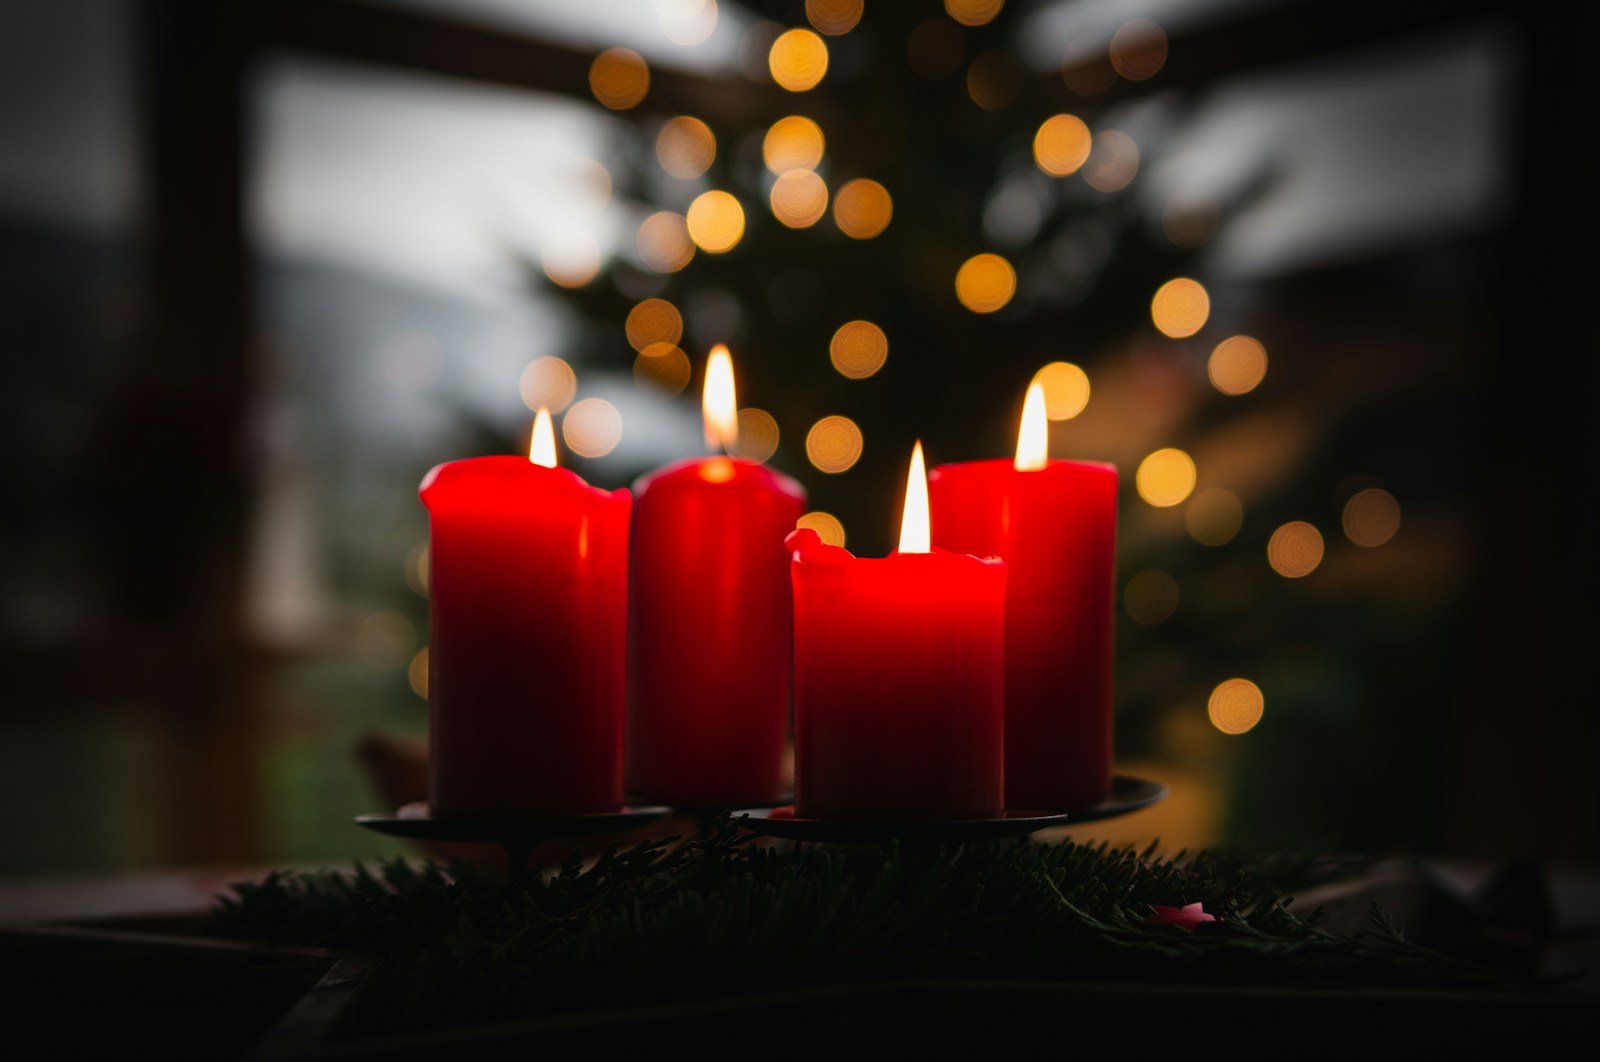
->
788;444;1006;820
627;347;806;808
928;395;1117;810
419;452;630;816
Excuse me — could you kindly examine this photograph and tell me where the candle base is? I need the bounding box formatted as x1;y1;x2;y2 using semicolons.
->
733;774;1166;844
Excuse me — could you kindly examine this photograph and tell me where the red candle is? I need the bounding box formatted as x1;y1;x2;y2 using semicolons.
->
790;442;1006;819
419;409;631;816
628;346;806;808
928;382;1118;810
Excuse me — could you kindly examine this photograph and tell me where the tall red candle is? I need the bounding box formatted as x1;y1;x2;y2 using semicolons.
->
628;346;805;808
928;383;1118;810
419;410;631;816
790;443;1006;820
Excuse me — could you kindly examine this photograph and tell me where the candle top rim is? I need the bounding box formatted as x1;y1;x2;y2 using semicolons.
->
928;457;1118;479
419;454;628;508
786;528;1003;569
634;454;805;498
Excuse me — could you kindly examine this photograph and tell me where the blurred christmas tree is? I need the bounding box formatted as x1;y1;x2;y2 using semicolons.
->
524;0;1458;850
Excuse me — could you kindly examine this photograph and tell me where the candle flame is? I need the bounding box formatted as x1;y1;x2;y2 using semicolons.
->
897;440;930;554
1014;379;1049;471
702;344;738;452
529;407;557;468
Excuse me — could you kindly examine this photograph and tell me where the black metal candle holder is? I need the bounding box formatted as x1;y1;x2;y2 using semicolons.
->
355;802;672;880
732;773;1168;844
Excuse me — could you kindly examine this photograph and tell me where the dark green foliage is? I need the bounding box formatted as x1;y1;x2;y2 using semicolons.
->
207;826;1509;1034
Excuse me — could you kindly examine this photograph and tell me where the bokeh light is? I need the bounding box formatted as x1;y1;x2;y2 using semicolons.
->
563;397;624;458
637;211;695;272
832;178;893;239
404;541;429;597
1033;114;1092;177
408;647;429;700
519;355;577;413
1209;335;1268;395
625;298;683;351
1343;488;1402;547
1083;130;1139;192
1267;521;1324;578
763;116;825;173
633;342;692;394
945;0;1004;27
1109;19;1168;81
805;0;861;35
1034;361;1090;420
658;0;718;46
797;510;846;547
1151;277;1210;338
731;407;780;463
829;320;889;379
1125;569;1180;626
805;415;864;473
1186;487;1243;546
1208;678;1264;735
686;190;746;253
967;51;1023;111
1136;447;1197;507
769;28;829;91
955;253;1016;313
589;48;650;110
541;234;600;288
770;169;830;228
656;116;716;179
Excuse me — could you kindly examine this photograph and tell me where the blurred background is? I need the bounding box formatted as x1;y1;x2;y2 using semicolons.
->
0;0;1592;877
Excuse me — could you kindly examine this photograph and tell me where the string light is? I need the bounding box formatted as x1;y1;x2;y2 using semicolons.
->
1267;521;1324;578
1033;114;1092;177
763;116;825;173
805;415;864;473
833;179;893;239
686;191;746;253
770;169;829;228
1208;679;1264;734
1034;361;1090;420
589;48;650;109
769;28;829;91
656;117;716;178
519;356;577;413
1151;277;1210;338
1136;448;1197;507
955;253;1016;313
796;510;846;546
829;321;889;379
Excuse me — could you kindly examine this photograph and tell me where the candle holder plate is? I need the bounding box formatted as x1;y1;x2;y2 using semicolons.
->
356;802;673;879
733;773;1167;844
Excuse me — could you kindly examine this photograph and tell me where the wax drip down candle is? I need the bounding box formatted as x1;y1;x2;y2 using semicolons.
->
628;346;806;808
928;382;1118;810
419;408;631;816
790;442;1006;820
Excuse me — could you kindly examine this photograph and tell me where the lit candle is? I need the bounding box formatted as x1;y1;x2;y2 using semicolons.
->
419;407;631;815
928;382;1118;810
789;442;1006;819
628;346;806;808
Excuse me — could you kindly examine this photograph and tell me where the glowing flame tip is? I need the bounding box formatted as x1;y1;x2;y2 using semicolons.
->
897;440;930;554
702;344;738;452
530;407;557;468
1015;379;1049;471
